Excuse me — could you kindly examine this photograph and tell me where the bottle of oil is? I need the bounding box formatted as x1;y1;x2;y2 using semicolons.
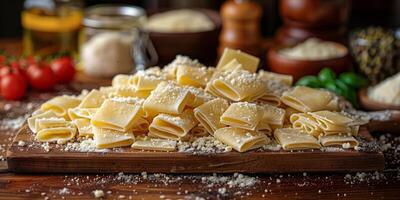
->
21;0;83;57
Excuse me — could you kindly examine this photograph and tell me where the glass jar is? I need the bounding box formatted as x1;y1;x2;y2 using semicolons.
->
22;0;83;56
349;27;397;85
80;5;157;78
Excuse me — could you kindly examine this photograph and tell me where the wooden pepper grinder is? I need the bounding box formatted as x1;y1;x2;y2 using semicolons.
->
219;0;263;57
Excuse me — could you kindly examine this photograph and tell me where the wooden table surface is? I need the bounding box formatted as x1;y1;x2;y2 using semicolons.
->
0;39;399;199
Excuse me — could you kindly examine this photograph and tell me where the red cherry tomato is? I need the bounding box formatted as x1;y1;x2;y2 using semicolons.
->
51;56;76;84
0;73;27;100
0;55;6;65
0;65;10;78
26;63;56;90
10;61;27;78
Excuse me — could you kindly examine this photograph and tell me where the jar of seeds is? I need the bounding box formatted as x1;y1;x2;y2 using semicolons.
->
349;27;398;85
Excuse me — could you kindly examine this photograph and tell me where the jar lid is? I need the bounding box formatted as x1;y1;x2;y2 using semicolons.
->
83;4;146;29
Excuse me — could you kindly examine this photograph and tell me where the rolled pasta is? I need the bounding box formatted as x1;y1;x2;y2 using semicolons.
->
281;86;332;113
274;128;321;150
148;109;198;140
193;98;229;135
91;99;143;132
214;127;270;152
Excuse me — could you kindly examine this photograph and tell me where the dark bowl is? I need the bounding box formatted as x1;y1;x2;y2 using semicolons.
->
358;88;400;111
148;9;221;66
280;0;350;28
275;25;347;46
267;42;351;80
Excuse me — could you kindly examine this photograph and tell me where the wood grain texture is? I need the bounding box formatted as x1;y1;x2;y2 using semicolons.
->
7;125;384;174
0;39;398;199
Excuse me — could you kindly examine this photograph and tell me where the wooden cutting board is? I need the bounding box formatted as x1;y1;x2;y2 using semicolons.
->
6;124;384;173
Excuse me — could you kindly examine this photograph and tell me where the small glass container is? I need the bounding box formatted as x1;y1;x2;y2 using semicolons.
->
22;0;83;56
349;27;397;85
80;4;157;78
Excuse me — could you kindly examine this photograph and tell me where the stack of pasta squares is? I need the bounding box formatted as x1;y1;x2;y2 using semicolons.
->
27;48;362;152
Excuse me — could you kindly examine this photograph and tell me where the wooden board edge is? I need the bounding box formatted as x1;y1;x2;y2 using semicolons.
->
6;150;385;174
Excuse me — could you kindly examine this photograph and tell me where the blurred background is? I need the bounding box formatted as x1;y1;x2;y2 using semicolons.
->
1;0;400;38
0;0;399;106
1;0;399;38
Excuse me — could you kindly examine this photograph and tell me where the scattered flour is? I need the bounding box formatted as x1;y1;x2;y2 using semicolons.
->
93;190;104;198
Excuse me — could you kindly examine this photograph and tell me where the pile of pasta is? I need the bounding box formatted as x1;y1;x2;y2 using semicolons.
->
27;48;362;152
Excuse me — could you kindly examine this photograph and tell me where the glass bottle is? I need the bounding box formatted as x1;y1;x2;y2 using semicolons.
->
21;0;83;57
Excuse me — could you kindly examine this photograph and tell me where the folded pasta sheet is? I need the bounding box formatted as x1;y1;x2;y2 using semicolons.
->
309;111;354;135
176;65;214;87
319;135;359;148
130;70;165;91
132;138;176;151
257;93;281;107
109;97;144;106
93;127;135;149
206;69;265;101
190;125;209;137
193;98;229;135
148;110;197;140
257;70;293;86
73;118;93;137
220;102;263;131
112;74;132;87
183;86;215;108
214;127;270;152
78;89;106;108
68;108;98;120
274;128;321;150
91;99;143;132
41;95;81;118
143;81;193;117
113;86;151;98
216;48;259;73
131;117;149;134
259;104;286;127
35;118;77;142
28;110;58;132
217;59;242;72
281;86;332;113
290;113;322;137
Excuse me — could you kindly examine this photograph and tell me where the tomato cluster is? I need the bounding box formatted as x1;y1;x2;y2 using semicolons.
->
0;54;76;100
